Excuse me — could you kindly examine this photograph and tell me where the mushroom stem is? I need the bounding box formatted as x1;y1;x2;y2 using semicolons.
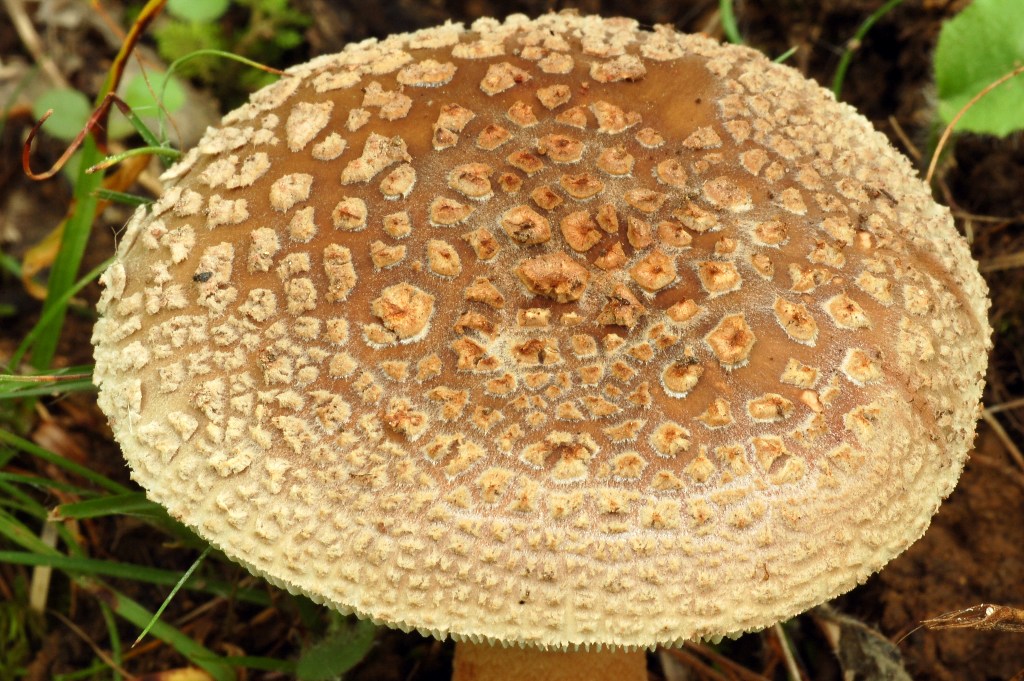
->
451;641;647;681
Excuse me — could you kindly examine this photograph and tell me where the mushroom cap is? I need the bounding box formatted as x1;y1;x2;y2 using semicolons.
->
92;14;991;649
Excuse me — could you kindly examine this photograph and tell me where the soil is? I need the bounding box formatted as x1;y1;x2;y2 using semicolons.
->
2;0;1023;679
848;429;1024;681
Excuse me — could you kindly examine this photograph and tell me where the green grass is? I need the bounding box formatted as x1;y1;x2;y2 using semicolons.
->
0;145;370;681
0;374;345;679
718;0;904;100
831;0;905;99
0;417;367;676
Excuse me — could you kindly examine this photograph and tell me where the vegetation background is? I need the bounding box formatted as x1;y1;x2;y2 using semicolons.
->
1;0;1022;679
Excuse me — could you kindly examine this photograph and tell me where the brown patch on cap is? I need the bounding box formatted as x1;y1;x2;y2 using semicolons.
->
705;314;756;368
516;252;590;302
370;283;435;341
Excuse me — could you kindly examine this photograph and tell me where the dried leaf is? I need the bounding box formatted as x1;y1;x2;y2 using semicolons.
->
136;668;215;681
814;605;912;681
20;152;150;300
20;220;66;300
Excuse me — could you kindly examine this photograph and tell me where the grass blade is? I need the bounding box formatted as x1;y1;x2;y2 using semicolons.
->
133;546;210;646
98;601;123;672
0;481;87;557
0;429;131;495
0;551;272;605
0;508;62;555
78;578;236;681
832;0;904;99
0;471;99;496
774;46;799;63
29;136;105;370
87;144;181;174
52;492;159;520
93;189;152;206
719;0;744;44
0;375;96;400
9;257;112;372
0;251;21;276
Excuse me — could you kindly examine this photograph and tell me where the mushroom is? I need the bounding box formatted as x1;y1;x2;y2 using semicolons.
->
92;13;991;681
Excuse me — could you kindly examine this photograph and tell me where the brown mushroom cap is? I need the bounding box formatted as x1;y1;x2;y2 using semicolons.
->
92;14;991;649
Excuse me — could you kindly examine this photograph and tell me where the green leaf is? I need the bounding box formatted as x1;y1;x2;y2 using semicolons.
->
109;71;188;139
296;619;376;681
167;0;229;22
935;0;1024;137
154;21;228;82
274;28;305;50
124;71;187;115
31;88;91;142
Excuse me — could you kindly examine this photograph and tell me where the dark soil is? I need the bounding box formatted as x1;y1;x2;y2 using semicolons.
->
850;430;1024;681
2;0;1023;679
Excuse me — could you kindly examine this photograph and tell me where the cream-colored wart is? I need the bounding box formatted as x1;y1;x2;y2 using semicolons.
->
92;13;991;681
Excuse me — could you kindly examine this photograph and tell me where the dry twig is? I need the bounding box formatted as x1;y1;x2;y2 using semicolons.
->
773;624;803;681
979;252;1024;273
50;609;136;680
921;604;1024;633
980;409;1024;473
1;0;70;88
682;641;771;681
663;646;732;681
987;397;1024;415
887;115;921;160
28;521;58;613
926;64;1024;186
951;211;1024;225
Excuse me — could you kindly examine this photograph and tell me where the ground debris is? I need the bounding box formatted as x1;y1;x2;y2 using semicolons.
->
813;605;912;681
